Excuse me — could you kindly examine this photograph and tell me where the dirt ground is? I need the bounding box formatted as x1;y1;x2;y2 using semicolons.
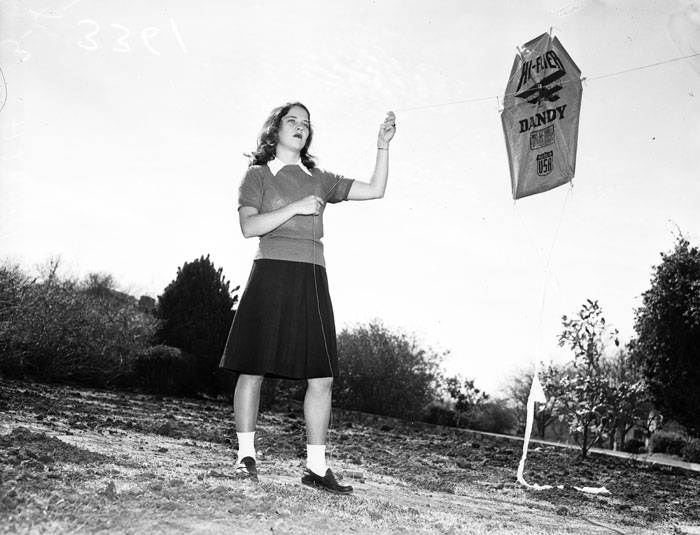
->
1;378;699;534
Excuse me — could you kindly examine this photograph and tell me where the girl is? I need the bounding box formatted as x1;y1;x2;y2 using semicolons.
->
220;102;395;494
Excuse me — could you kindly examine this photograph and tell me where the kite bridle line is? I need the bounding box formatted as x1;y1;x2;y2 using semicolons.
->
512;181;573;490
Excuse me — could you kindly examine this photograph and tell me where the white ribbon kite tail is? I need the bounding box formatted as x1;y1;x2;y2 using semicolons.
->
517;361;553;490
516;362;610;495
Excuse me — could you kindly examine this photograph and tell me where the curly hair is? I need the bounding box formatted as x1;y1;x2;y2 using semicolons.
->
248;102;316;169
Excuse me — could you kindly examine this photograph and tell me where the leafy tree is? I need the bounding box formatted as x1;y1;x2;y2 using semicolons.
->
442;374;488;427
536;363;570;439
632;235;700;436
601;348;656;450
334;321;443;420
506;362;567;438
443;374;488;412
558;299;618;459
83;272;117;299
156;255;238;393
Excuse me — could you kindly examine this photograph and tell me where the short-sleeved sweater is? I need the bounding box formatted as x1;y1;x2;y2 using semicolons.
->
238;164;354;267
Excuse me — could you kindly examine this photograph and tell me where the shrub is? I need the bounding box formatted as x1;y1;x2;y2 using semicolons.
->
0;263;158;386
650;430;686;456
131;345;194;396
621;438;647;454
155;255;237;395
334;321;443;420
423;402;457;427
0;263;32;375
461;400;517;435
681;438;700;464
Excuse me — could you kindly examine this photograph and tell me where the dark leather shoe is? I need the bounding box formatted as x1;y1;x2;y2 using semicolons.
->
301;468;353;494
235;456;258;481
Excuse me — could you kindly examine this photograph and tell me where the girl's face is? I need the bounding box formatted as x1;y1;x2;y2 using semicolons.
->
276;105;310;154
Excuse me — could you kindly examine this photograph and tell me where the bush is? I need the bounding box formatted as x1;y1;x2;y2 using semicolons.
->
621;438;647;454
650;430;687;456
681;438;700;463
0;263;158;387
156;255;237;395
0;264;32;375
131;345;195;396
334;321;443;420
423;402;458;427
461;400;517;435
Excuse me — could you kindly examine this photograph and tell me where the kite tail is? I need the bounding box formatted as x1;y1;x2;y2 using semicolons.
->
517;363;611;495
516;368;553;490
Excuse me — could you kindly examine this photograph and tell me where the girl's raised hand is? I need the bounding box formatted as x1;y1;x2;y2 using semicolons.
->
294;195;324;216
377;111;396;149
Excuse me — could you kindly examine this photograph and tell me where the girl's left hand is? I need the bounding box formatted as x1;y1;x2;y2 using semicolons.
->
377;111;396;149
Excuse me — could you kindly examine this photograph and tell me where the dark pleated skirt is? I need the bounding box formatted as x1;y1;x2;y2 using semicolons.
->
219;259;339;379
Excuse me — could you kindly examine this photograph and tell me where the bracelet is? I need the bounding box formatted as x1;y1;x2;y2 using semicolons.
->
377;146;389;151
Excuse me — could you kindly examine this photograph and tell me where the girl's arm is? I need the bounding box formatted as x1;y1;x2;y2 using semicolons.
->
239;195;324;238
347;111;396;201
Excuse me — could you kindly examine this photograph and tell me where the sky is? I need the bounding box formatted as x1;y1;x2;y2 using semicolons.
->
1;0;699;395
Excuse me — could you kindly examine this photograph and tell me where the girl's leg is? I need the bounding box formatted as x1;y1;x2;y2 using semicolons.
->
304;377;333;474
234;374;264;431
234;374;264;467
300;377;352;493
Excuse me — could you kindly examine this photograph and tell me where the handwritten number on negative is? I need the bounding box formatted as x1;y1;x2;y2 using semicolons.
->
141;27;161;56
78;20;100;51
111;24;131;53
0;39;31;61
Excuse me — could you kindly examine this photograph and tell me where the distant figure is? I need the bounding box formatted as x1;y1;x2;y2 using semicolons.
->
220;102;396;493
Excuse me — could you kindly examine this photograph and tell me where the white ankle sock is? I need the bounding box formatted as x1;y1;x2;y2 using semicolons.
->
236;431;256;464
306;444;328;475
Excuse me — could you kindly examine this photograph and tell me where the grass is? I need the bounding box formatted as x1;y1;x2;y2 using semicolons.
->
1;378;698;534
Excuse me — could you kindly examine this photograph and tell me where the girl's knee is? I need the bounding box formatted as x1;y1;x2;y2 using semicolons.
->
237;374;264;389
307;377;333;392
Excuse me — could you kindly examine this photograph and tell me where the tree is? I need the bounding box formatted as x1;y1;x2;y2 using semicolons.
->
632;235;700;436
334;321;443;420
156;255;238;393
601;348;655;450
506;362;567;438
444;374;488;412
442;374;488;427
558;299;618;459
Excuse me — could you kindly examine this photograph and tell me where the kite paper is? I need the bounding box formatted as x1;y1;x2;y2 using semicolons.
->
501;33;582;200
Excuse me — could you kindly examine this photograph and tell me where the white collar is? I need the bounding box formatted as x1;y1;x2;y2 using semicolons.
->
267;157;312;177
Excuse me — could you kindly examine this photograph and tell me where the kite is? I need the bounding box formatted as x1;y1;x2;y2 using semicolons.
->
501;32;583;200
503;33;607;495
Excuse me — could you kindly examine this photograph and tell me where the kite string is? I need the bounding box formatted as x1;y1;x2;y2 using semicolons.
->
394;51;700;114
585;51;700;82
311;143;372;473
537;183;572;355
